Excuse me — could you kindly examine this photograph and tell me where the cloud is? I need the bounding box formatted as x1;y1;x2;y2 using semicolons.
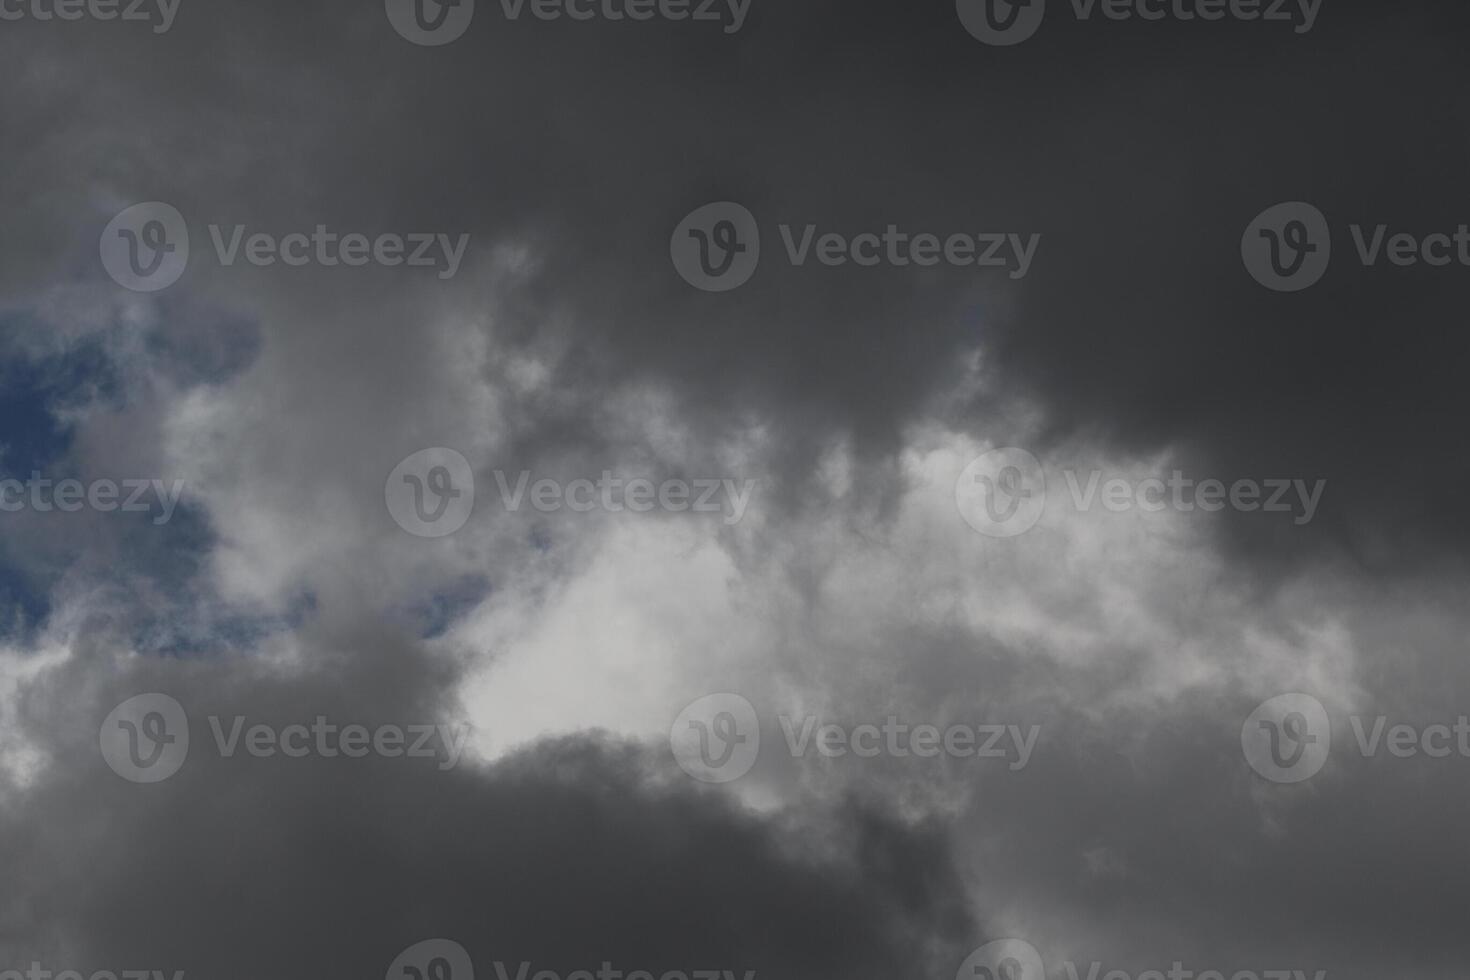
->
0;617;974;980
3;2;1470;978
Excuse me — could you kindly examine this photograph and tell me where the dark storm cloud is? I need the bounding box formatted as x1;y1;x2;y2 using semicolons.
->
0;620;974;979
5;5;1470;980
942;682;1470;980
749;584;1470;980
971;7;1470;575
5;1;1464;571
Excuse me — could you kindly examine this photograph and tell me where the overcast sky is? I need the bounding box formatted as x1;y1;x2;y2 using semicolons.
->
2;1;1469;978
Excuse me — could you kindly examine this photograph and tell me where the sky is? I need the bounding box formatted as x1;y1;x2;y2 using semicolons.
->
2;0;1469;978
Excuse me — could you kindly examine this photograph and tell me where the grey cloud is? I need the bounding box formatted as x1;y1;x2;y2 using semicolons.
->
0;620;974;978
